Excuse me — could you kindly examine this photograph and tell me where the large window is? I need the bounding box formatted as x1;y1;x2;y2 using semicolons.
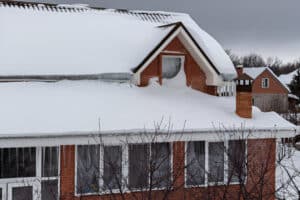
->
41;147;59;200
77;145;100;194
103;146;122;190
162;56;182;79
129;144;150;189
186;141;205;186
0;147;59;200
208;142;225;183
185;140;247;187
0;148;36;178
151;143;171;188
228;140;246;183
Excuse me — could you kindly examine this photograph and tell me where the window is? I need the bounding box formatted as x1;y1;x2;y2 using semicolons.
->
103;146;122;190
262;78;269;88
42;147;59;177
208;142;224;183
162;56;182;79
0;188;2;200
228;140;246;183
41;147;59;200
186;141;205;186
128;144;149;189
42;180;58;200
151;143;171;188
77;145;100;194
0;148;36;178
12;186;33;200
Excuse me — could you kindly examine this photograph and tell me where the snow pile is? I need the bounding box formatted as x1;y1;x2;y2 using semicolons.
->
0;80;294;136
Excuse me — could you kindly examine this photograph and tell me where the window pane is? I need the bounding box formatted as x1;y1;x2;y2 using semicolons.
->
42;147;59;177
0;148;36;178
186;141;205;186
42;180;58;200
162;57;181;79
151;143;171;188
208;142;224;183
228;140;246;183
77;145;100;194
129;144;149;189
12;186;33;200
0;188;2;200
103;146;122;190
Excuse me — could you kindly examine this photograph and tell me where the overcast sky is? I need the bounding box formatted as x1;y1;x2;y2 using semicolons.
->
30;0;300;63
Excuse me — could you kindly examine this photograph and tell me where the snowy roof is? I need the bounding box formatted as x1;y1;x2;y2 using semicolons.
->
279;69;299;85
0;1;236;78
244;67;290;92
0;80;294;137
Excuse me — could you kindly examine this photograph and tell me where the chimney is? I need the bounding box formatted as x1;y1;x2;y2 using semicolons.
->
235;73;253;118
236;65;244;76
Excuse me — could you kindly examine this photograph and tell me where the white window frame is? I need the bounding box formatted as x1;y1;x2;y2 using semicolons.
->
7;179;40;200
75;143;173;196
126;142;173;192
0;146;60;200
41;146;61;200
0;183;6;200
184;140;247;188
74;145;100;196
184;141;207;188
262;78;269;88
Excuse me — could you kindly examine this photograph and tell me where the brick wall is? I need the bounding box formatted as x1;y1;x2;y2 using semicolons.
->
139;37;217;95
60;138;276;200
236;92;252;118
252;70;288;94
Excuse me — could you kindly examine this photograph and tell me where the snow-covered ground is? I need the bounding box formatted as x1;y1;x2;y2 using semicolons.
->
276;145;300;199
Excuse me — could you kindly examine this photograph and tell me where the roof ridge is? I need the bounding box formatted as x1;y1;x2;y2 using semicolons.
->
0;0;189;17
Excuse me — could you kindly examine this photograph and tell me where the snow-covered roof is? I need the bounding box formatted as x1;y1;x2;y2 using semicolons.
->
288;93;299;100
0;2;236;79
279;69;299;85
0;80;294;137
244;67;290;92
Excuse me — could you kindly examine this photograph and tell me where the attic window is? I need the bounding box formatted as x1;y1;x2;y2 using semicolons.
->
262;78;269;88
162;56;182;79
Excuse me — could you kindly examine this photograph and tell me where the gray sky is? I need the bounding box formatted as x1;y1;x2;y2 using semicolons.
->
30;0;300;63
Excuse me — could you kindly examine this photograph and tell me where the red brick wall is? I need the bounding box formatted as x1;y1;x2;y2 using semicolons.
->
236;92;252;118
139;37;217;95
60;138;276;200
252;70;288;94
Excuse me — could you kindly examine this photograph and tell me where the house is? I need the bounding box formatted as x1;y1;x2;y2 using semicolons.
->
0;1;296;200
237;66;290;113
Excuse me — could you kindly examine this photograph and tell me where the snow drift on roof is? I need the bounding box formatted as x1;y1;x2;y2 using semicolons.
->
0;80;293;137
0;3;236;77
0;5;173;75
279;69;299;85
